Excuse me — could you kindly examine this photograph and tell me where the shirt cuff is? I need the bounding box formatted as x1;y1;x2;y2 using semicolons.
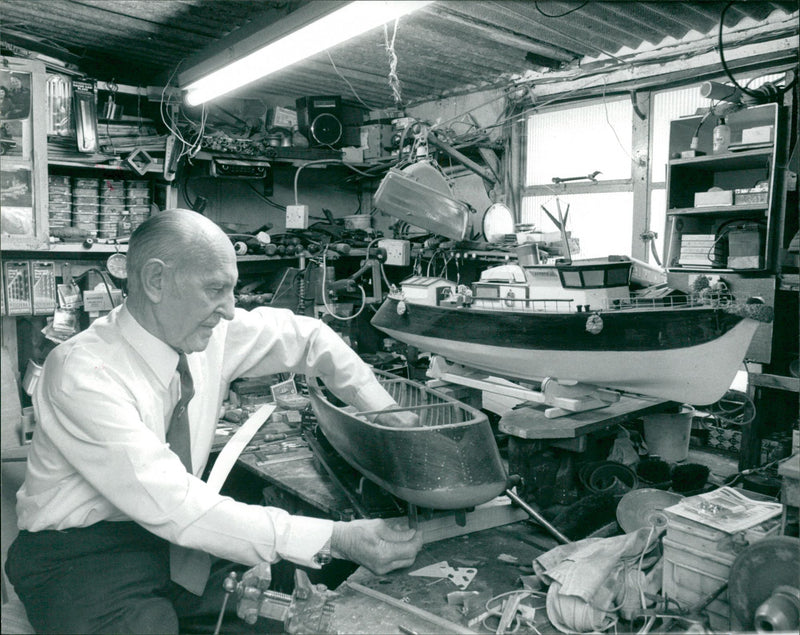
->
276;515;335;569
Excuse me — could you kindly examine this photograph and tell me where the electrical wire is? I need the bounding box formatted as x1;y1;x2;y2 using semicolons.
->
326;51;375;109
534;1;590;18
705;388;757;428
246;181;286;211
320;248;366;321
75;267;119;309
601;76;634;163
293;159;383;205
718;2;797;101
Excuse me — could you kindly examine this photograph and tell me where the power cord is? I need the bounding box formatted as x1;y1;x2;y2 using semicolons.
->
719;2;797;102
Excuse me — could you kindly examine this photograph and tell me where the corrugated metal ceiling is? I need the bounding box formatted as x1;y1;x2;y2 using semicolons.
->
1;1;797;108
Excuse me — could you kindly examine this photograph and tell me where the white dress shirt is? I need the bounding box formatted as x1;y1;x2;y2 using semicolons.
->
17;303;396;569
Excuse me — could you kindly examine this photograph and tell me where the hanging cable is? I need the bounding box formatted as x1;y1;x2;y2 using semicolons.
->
718;2;797;101
326;51;375;109
534;1;590;18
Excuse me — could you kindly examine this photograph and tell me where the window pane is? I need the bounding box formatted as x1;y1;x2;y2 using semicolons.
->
521;192;633;259
650;86;706;183
526;98;632;185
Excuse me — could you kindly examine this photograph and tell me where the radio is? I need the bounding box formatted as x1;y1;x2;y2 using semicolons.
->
296;96;343;148
210;158;271;179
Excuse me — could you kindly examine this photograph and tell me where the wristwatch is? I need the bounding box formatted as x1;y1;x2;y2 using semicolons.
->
313;538;332;566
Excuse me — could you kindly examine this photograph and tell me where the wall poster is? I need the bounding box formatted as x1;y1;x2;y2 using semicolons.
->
1;69;35;237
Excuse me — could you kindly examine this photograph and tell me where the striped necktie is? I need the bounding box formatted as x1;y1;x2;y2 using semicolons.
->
167;352;194;472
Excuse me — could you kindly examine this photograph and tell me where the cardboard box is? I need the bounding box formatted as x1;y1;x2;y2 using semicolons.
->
694;190;733;207
267;106;297;130
360;124;393;159
741;125;773;144
82;288;123;312
734;188;769;205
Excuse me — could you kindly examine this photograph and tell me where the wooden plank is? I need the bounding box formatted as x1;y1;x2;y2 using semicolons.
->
419;498;529;544
499;394;672;439
749;372;800;393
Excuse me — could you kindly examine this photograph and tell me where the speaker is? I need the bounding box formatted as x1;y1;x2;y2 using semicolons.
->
296;96;343;148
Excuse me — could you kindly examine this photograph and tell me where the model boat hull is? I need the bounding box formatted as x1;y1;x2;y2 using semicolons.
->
371;298;760;405
307;371;507;509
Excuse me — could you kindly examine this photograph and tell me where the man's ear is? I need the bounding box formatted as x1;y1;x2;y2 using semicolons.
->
140;258;167;303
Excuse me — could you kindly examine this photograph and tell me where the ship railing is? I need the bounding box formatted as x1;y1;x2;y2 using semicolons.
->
471;296;574;313
601;291;736;311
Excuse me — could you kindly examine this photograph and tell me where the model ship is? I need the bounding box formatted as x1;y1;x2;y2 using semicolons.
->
306;370;508;509
370;256;773;406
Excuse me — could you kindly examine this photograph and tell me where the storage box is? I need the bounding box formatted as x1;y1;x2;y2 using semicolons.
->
360;124;393;159
741;125;773;144
727;227;764;269
662;536;732;631
734;188;769;205
694;190;733;207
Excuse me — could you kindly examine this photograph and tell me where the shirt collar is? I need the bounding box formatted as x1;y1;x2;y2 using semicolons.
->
117;302;180;388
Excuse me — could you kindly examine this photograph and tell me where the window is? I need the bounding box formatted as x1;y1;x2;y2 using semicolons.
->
520;72;785;266
521;192;634;258
526;98;633;184
523;96;634;259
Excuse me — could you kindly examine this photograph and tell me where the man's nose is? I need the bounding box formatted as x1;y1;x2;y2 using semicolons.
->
218;288;236;320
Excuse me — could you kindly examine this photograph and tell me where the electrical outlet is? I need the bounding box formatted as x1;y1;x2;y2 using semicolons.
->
379;239;410;266
286;205;309;229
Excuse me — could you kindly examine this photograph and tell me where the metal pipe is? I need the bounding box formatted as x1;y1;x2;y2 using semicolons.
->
504;482;571;544
427;133;498;185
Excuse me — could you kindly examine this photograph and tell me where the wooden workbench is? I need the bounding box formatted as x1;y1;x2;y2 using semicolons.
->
329;522;559;634
499;394;673;441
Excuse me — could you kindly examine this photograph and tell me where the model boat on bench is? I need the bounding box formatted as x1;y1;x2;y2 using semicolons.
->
371;256;773;406
307;370;507;510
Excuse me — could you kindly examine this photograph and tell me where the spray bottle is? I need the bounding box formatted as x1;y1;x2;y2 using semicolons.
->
712;117;731;154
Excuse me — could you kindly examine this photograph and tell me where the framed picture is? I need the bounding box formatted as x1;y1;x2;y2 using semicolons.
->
0;70;32;121
0;59;48;249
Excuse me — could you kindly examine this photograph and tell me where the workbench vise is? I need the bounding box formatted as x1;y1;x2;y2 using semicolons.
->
223;563;338;634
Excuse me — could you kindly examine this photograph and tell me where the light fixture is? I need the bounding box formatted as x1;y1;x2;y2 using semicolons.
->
180;1;432;106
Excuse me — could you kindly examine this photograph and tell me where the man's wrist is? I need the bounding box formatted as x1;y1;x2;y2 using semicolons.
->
313;537;332;566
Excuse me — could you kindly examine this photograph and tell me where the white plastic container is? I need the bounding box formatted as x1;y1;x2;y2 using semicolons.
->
643;405;694;462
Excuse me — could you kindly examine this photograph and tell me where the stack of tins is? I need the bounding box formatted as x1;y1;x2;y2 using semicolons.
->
98;179;125;239
662;506;781;631
126;180;151;231
47;175;72;229
72;177;100;236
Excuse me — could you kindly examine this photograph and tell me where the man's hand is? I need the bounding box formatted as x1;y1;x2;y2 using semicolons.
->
373;409;420;428
330;518;422;575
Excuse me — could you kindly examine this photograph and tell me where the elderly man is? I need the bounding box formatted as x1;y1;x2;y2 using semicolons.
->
6;209;422;634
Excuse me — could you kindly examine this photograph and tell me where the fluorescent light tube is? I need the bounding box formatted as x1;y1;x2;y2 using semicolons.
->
184;1;432;106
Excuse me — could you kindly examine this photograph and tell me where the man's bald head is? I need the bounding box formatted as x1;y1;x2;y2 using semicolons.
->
126;209;232;294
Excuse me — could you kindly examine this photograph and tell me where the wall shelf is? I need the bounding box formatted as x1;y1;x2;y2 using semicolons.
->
749;372;800;393
667;204;767;216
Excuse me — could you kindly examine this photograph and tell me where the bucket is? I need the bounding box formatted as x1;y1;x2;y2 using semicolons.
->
643;405;694;462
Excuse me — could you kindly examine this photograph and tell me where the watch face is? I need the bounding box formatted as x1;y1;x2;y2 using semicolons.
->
310;113;342;146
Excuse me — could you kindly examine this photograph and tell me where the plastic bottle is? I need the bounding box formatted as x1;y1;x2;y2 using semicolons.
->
712;117;731;154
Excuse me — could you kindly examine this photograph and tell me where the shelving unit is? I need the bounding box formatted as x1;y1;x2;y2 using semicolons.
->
664;103;785;274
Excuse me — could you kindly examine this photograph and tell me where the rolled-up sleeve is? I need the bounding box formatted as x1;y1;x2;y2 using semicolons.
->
222;307;396;413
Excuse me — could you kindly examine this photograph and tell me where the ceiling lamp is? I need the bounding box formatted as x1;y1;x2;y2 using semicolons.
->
180;1;432;106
